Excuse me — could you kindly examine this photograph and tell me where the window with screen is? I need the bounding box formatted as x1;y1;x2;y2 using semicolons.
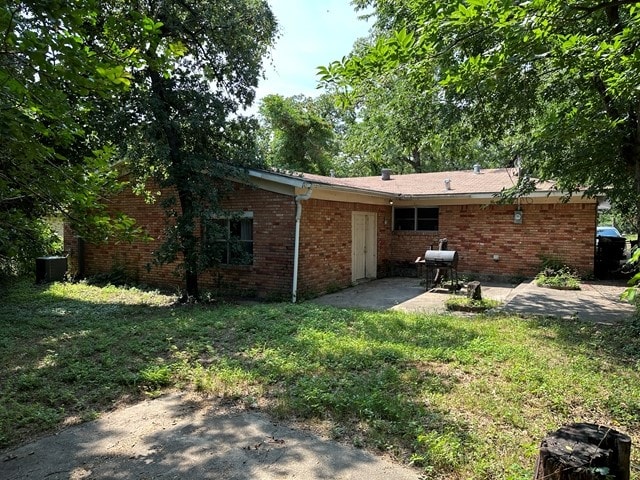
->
202;215;253;266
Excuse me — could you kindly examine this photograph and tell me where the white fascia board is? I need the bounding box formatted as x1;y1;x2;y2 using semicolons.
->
248;169;311;189
247;168;395;201
313;183;395;199
402;190;594;202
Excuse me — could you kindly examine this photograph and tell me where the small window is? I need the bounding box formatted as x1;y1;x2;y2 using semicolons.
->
202;215;253;266
394;208;415;230
393;207;439;231
416;208;439;231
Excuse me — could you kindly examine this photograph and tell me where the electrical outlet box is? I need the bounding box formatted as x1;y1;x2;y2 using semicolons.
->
514;209;523;224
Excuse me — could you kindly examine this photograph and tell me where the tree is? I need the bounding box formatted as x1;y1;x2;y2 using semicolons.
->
258;94;337;175
0;1;144;276
106;0;277;299
321;1;640;229
320;16;507;177
337;68;503;176
1;1;277;297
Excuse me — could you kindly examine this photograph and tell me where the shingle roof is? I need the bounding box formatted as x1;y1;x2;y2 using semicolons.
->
299;168;556;197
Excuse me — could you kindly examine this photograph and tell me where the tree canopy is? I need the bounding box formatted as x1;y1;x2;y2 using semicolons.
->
321;0;640;226
101;0;277;298
1;1;277;294
258;94;338;175
336;66;503;176
0;1;147;275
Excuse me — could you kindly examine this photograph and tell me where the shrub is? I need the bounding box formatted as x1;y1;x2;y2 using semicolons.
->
535;265;580;290
0;216;62;279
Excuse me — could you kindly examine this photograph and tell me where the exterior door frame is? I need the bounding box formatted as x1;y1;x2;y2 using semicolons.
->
352;212;377;283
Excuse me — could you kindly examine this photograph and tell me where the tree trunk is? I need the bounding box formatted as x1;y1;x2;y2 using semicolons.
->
534;423;631;480
635;155;640;237
148;66;200;300
184;269;199;301
178;188;200;301
411;147;422;173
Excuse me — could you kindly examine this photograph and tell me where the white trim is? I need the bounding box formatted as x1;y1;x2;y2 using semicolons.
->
247;168;395;201
212;211;254;219
248;169;311;189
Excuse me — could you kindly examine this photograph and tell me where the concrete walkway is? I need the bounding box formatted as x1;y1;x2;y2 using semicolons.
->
1;393;420;480
312;277;635;323
502;279;635;323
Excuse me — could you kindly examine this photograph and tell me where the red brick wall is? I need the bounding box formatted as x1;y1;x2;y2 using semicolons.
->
65;187;179;287
65;182;298;298
391;203;596;278
65;181;596;298
198;184;297;298
64;183;395;299
295;199;392;297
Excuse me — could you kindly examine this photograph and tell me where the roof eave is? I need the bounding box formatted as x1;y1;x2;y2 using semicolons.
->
248;169;312;189
248;168;592;201
398;190;564;200
249;168;399;198
318;183;397;198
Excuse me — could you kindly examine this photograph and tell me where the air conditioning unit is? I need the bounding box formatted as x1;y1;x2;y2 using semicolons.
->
35;256;67;283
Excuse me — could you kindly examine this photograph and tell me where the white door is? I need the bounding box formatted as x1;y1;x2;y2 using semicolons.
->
352;212;377;283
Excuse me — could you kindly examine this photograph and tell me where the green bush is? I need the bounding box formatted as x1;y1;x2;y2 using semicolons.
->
0;215;63;279
535;265;581;290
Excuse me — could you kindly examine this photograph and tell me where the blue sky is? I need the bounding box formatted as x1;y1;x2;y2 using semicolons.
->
254;0;371;105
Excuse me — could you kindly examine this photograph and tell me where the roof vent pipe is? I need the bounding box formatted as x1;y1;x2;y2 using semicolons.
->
444;178;451;191
381;168;392;181
330;169;335;178
473;164;481;174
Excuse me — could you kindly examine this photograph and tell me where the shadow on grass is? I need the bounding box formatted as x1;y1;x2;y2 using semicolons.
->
0;280;179;447
181;305;481;469
525;314;640;368
1;393;420;480
517;314;640;428
5;280;640;478
0;286;477;473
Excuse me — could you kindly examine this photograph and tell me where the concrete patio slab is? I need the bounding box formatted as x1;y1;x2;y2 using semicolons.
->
1;393;420;480
311;277;636;323
310;277;516;313
501;280;635;323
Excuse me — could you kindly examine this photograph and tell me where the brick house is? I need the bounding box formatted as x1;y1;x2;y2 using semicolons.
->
65;166;597;300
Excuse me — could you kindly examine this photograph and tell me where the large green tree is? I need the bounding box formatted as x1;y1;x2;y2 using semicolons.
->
106;0;277;299
322;0;640;227
1;1;277;297
337;67;503;176
258;94;337;175
0;1;142;276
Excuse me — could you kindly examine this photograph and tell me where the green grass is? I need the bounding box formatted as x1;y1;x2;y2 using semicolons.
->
444;295;501;312
1;279;640;479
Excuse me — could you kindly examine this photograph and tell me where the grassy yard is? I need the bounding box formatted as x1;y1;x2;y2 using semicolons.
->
1;280;640;479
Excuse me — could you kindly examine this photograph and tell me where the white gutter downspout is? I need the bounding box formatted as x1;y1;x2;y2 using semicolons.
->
292;186;313;303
